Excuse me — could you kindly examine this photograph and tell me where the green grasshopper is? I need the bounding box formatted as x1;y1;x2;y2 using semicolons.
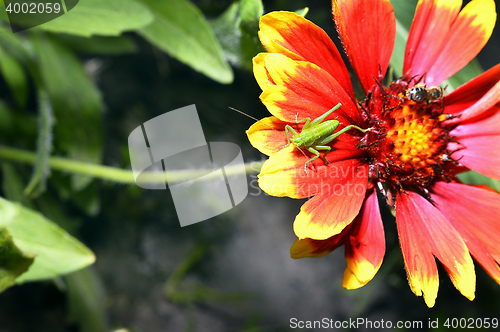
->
284;103;371;173
230;103;371;173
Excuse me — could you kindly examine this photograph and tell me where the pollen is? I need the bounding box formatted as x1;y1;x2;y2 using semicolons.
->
387;104;443;169
359;79;455;190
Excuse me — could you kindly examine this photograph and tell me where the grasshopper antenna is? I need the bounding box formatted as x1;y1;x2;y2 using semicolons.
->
229;106;304;155
228;107;279;132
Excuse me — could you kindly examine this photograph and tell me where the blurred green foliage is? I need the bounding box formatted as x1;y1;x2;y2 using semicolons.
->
0;0;264;296
0;0;497;331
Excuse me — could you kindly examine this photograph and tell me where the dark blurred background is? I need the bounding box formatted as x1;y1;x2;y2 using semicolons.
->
0;0;499;331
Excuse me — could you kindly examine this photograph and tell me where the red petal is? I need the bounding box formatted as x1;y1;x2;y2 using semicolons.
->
293;162;368;240
404;0;462;81
258;145;365;199
258;11;354;98
261;54;361;125
431;182;500;284
290;224;352;259
396;190;475;307
332;0;396;92
447;80;500;124
452;107;500;138
445;62;500;117
343;189;385;289
405;0;497;86
448;134;500;180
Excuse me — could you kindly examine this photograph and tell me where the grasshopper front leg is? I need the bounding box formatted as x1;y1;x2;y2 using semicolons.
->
304;147;320;173
284;124;299;146
303;146;331;173
295;115;311;130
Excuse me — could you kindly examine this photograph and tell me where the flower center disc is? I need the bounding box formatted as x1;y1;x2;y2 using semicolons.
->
359;80;455;190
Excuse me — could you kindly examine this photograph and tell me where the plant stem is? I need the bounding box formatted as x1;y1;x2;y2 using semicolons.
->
0;146;264;184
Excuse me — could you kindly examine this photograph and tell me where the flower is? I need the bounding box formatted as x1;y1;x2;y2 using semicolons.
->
247;0;500;307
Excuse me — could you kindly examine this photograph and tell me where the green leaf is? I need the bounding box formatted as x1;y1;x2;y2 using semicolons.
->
54;34;137;55
0;24;35;67
65;268;107;332
457;171;500;192
0;197;95;283
389;18;408;78
138;0;233;84
210;0;264;71
31;33;103;190
1;162;35;209
35;195;81;235
0;101;15;135
294;7;309;17
24;89;54;197
0;227;34;293
391;0;418;29
0;3;8;21
0;45;28;108
35;0;154;37
239;0;263;33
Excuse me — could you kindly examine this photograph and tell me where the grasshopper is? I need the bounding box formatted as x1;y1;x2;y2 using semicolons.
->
284;103;371;173
230;103;371;173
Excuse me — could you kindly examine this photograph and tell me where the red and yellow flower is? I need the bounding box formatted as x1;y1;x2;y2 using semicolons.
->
247;0;500;307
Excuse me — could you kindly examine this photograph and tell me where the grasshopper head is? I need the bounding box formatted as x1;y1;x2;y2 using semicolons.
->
292;137;305;148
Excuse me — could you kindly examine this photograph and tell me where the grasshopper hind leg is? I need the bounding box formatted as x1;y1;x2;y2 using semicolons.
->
315;146;332;165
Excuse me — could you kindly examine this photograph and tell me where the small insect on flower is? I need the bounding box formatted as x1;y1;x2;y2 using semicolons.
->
231;104;372;174
283;103;372;173
405;83;444;102
427;86;444;100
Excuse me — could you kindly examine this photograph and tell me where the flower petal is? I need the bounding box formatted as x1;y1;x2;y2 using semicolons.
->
343;189;385;289
444;62;500;117
452;107;500;138
246;116;288;156
253;52;274;91
448;134;500;180
404;0;462;81
259;145;365;199
396;190;476;307
450;109;500;180
431;182;500;284
293;162;368;240
405;0;497;86
290;224;352;259
258;11;354;97
447;80;500;124
260;53;361;125
332;0;396;92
